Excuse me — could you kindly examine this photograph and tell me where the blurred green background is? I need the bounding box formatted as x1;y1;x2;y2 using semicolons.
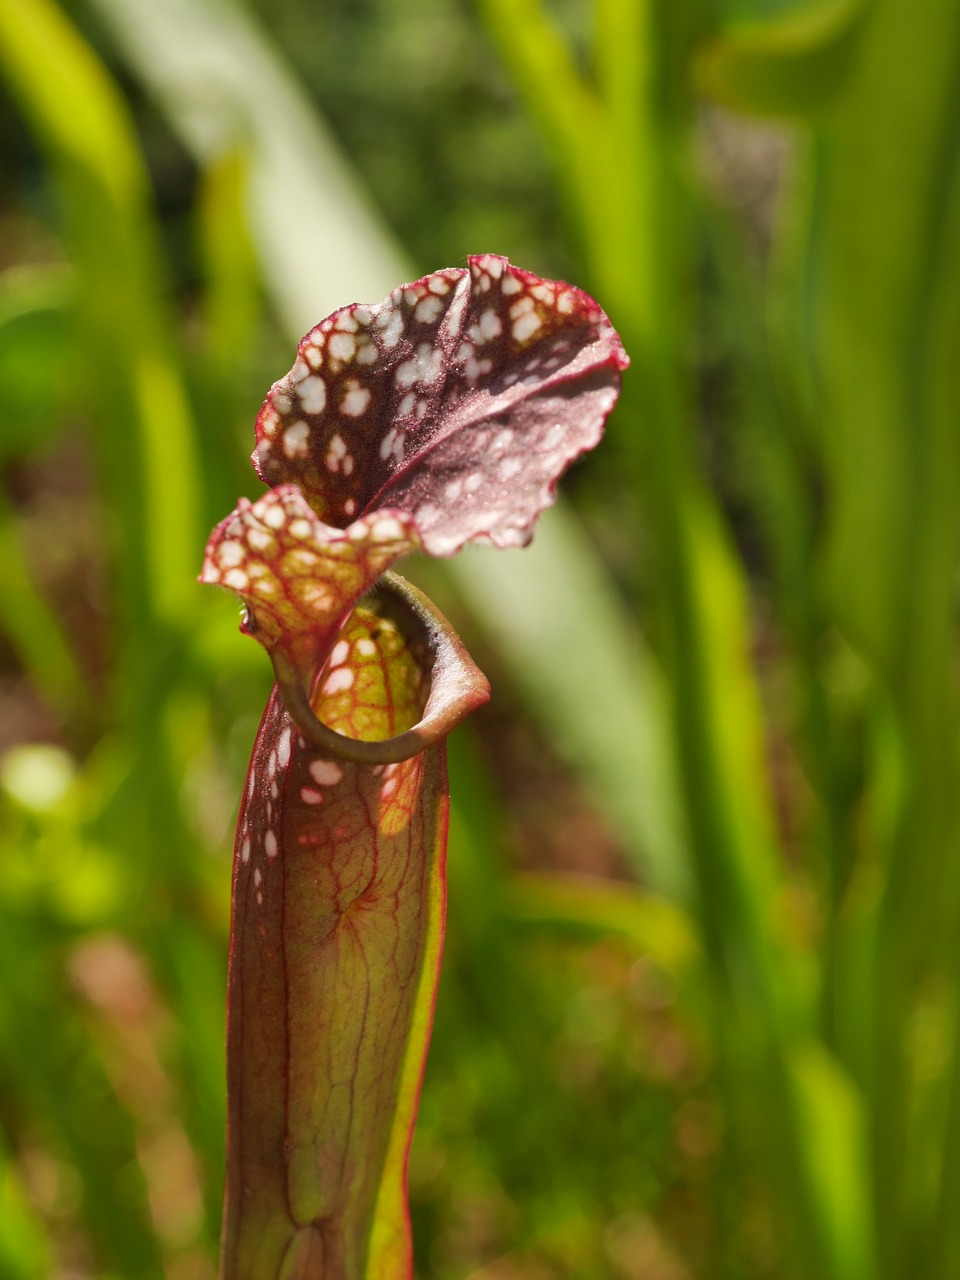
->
1;0;959;1276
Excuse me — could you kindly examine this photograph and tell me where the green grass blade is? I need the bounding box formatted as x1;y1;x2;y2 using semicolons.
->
776;1;960;1268
480;4;878;1273
0;0;202;639
475;0;604;254
89;0;409;338
0;1137;52;1280
0;484;88;717
503;871;698;980
0;5;239;1255
693;0;870;117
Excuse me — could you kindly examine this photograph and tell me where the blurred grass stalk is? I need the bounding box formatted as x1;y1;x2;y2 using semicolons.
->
701;1;960;1276
482;0;960;1276
477;2;865;1275
782;3;960;1276
0;0;235;1264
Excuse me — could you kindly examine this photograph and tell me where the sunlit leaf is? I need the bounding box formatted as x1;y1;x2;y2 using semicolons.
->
254;254;627;554
222;586;458;1280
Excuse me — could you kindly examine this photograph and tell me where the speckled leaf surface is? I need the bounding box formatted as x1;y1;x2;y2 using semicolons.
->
200;486;418;707
222;589;450;1280
253;253;628;555
202;254;627;744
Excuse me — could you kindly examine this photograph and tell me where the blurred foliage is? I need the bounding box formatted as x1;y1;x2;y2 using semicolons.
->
0;0;959;1277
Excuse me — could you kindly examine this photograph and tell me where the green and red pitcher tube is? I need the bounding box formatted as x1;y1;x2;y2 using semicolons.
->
201;255;627;1279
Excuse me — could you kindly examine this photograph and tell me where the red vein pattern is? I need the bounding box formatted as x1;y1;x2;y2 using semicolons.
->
200;486;418;700
205;257;627;1280
222;601;444;1280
